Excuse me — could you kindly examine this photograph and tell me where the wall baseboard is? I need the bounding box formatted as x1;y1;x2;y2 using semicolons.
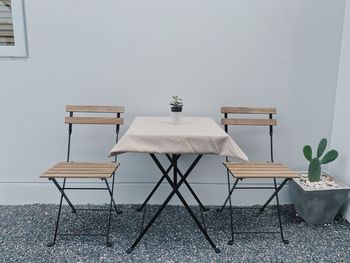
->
0;181;292;206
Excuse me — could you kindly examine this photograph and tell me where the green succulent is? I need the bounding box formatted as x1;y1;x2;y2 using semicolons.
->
303;138;338;182
170;96;183;108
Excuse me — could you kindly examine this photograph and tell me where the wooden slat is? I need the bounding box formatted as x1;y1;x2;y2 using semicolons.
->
0;31;12;36
232;173;298;178
0;23;12;30
46;166;117;173
228;167;290;171
51;167;115;172
0;0;11;6
221;107;276;114
225;162;283;167
53;162;118;167
223;162;299;179
66;105;124;113
0;38;14;44
225;163;285;169
221;118;277;126
41;173;113;179
56;162;117;167
233;170;296;174
45;170;115;174
41;162;119;179
48;165;117;173
49;167;116;171
65;117;124;125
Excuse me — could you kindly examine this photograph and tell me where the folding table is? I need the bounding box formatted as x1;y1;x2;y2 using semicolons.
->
109;116;248;253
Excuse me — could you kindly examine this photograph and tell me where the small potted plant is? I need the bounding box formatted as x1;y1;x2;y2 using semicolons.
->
170;95;183;124
290;138;350;225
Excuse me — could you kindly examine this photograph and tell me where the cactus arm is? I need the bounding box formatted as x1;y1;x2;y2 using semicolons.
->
303;145;312;161
317;138;327;158
308;158;321;182
320;150;338;164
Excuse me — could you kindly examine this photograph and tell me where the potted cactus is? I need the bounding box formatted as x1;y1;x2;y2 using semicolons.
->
303;138;338;182
170;96;183;124
290;138;350;225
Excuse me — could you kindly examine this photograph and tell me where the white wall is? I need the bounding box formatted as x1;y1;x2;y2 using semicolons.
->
330;0;350;221
0;0;345;205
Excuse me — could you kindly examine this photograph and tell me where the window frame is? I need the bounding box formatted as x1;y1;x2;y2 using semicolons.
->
0;0;27;57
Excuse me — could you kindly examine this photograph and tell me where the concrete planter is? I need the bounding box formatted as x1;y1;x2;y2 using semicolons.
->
290;172;350;225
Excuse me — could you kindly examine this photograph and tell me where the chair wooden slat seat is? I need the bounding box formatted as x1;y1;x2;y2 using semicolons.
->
224;162;299;178
41;162;120;179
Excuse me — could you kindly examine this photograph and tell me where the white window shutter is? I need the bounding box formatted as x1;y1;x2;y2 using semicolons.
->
0;0;14;46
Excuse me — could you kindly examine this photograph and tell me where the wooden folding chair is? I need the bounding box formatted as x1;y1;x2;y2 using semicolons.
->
217;107;298;245
41;105;124;247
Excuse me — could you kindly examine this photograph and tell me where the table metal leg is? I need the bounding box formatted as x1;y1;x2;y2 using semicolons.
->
136;156;180;212
163;155;219;253
165;154;209;212
127;154;220;253
137;154;209;213
126;157;188;254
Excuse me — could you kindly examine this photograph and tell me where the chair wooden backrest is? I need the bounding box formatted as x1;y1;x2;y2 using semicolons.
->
221;107;277;162
65;105;124;162
221;107;276;127
65;105;124;125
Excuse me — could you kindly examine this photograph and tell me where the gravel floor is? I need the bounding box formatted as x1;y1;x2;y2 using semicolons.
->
0;204;349;263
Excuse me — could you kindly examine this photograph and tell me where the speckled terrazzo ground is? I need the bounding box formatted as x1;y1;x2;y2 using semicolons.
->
0;204;349;263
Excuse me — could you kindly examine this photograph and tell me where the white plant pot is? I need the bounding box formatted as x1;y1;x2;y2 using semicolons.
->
170;111;182;124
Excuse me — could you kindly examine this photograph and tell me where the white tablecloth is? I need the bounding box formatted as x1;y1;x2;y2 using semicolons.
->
109;117;248;161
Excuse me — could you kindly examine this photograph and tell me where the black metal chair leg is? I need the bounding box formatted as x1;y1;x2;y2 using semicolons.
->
110;171;122;214
217;169;232;212
111;197;122;215
228;178;240;245
273;178;289;244
259;178;289;213
104;175;122;215
51;178;76;213
47;179;67;247
106;188;114;247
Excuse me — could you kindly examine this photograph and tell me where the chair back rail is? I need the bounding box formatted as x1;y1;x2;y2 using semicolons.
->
221;106;277;127
221;107;276;114
65;105;124;126
221;107;277;130
221;118;276;126
65;117;124;125
66;105;124;113
64;105;124;162
221;106;277;162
